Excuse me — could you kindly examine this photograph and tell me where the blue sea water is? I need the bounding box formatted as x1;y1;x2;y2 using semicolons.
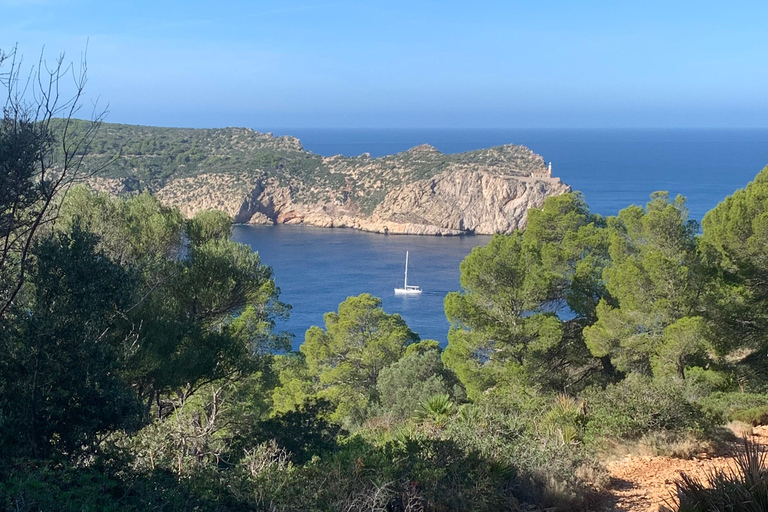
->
236;128;768;347
232;224;488;349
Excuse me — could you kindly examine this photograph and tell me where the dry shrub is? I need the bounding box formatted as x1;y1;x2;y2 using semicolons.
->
337;482;396;512
595;432;712;462
240;440;290;477
575;462;611;491
637;432;713;459
728;420;754;438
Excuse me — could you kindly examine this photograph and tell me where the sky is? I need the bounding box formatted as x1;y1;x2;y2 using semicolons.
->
1;0;767;129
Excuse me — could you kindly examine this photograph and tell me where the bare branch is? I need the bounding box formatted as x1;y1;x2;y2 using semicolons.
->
0;45;106;318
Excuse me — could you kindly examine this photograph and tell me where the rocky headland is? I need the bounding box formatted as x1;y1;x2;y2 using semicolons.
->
80;122;570;235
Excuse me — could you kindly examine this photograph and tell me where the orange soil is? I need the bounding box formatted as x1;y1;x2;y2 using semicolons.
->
596;426;768;512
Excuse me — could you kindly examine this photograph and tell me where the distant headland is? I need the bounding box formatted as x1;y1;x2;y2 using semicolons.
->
75;121;570;235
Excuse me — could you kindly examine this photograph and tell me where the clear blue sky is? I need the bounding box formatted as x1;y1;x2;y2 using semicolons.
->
2;0;767;128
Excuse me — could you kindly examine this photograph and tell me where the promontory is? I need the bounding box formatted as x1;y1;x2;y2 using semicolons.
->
75;122;571;235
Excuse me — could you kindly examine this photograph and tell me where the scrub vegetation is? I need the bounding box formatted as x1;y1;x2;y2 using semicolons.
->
52;120;546;218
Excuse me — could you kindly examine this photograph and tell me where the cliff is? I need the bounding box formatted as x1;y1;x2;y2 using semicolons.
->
78;122;570;235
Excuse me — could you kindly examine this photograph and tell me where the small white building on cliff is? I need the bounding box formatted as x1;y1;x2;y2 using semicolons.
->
531;162;553;179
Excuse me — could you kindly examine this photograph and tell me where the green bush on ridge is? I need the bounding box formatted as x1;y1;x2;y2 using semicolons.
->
700;391;768;425
583;375;710;443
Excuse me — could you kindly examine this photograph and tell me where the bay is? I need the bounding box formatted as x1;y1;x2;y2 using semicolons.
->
238;128;768;348
232;224;490;349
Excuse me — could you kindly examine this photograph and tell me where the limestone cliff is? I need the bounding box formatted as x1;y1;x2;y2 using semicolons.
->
141;168;567;236
79;122;571;235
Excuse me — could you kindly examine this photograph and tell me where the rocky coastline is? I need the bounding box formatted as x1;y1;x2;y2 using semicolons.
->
83;124;571;236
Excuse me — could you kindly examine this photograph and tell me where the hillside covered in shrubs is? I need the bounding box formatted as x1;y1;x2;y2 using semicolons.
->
6;109;768;510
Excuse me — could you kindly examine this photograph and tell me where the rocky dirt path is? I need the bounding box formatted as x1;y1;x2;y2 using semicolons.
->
596;426;768;512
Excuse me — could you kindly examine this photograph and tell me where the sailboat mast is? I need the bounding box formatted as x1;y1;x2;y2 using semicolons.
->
404;251;409;288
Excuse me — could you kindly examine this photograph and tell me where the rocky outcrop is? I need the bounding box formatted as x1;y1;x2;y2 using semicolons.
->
144;169;569;236
371;171;568;234
82;123;572;235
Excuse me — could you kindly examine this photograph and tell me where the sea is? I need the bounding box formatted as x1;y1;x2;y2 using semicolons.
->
232;128;768;348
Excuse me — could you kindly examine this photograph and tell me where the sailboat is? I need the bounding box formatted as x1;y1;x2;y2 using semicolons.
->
394;251;422;295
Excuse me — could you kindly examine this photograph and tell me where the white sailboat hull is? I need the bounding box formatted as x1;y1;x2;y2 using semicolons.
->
394;287;422;295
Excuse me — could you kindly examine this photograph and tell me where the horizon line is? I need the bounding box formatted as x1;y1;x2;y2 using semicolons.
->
70;118;768;131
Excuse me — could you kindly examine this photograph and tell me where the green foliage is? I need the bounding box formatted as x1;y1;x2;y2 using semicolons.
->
700;392;768;424
8;113;768;511
653;316;711;379
186;209;233;246
0;458;250;512
252;399;342;464
443;390;600;509
444;193;609;398
57;188;290;416
271;353;316;414
445;182;768;399
0;116;53;314
583;375;709;442
584;192;710;379
58;186;185;267
124;370;278;482
541;394;588;444
0;226;139;459
0;182;291;470
1;462;134;512
283;431;521;512
52;121;321;189
732;406;768;426
296;293;418;423
682;365;733;400
370;434;515;511
418;394;456;425
0;52;103;319
374;342;464;420
701;166;768;356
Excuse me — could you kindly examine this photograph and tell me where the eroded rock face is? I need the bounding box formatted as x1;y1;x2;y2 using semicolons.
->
142;171;570;236
370;171;569;234
84;130;571;235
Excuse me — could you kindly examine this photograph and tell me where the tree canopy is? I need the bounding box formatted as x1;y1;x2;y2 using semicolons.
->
443;193;609;398
274;293;418;423
700;167;768;353
584;192;709;379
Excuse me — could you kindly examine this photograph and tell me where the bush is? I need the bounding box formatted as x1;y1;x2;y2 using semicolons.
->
0;459;239;512
699;391;768;424
443;390;602;510
252;398;343;463
583;375;710;444
732;406;768;426
374;344;464;420
228;430;520;512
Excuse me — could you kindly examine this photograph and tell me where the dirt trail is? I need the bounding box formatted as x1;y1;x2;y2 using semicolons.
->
597;426;768;512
